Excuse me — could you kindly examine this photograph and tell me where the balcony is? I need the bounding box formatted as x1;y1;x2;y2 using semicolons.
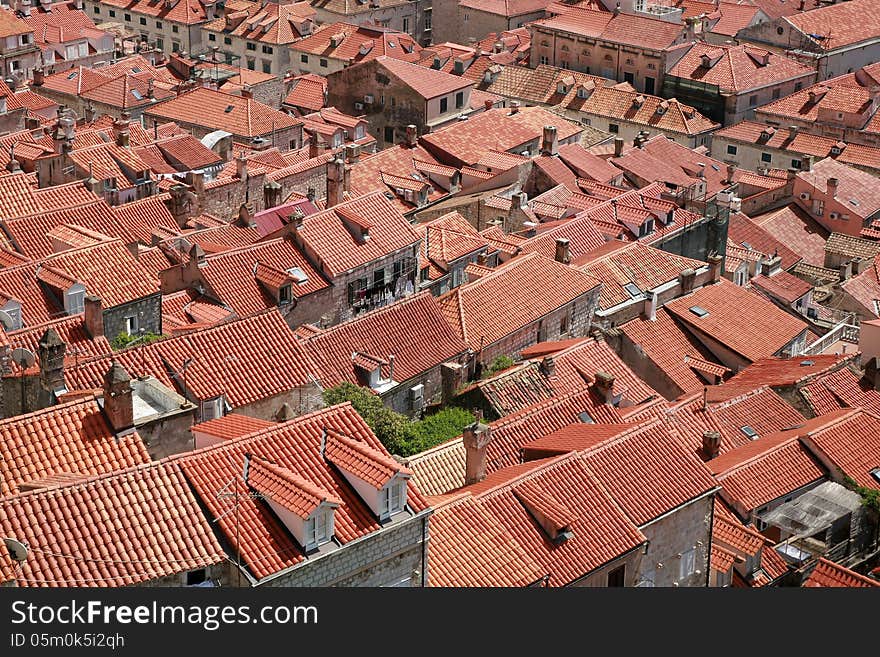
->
349;274;415;316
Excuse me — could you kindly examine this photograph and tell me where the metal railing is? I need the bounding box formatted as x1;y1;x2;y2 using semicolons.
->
804;318;860;355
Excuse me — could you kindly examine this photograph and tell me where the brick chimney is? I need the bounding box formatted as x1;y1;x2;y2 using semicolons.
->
32;67;44;86
463;410;492;486
839;259;853;281
708;253;723;283
326;158;345;207
484;98;494;111
541;125;559;157
102;361;134;433
539;355;556;377
235;155;248;180
38;328;66;394
702;430;722;460
592;371;615;404
826;177;839;198
509;100;520;114
308;134;325;159
614;136;624;157
344;143;360;165
679;267;697;293
83;295;104;338
554;238;571;264
113;112;131;148
405;124;418;148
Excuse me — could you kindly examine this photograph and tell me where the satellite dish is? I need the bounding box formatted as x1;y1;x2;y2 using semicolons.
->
3;537;28;563
11;347;35;370
0;310;15;331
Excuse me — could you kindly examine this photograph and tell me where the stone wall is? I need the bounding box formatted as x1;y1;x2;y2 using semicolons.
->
260;511;429;587
104;295;163;344
569;549;644;587
639;493;714;587
137;409;196;460
235;383;323;422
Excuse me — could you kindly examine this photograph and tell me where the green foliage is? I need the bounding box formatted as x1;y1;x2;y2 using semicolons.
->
322;383;474;457
843;475;880;515
484;354;515;376
111;331;164;350
411;407;474;448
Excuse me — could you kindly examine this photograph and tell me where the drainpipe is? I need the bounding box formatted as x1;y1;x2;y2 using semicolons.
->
420;514;427;588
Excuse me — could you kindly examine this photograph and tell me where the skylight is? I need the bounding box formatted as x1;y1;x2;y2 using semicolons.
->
225;105;234;113
740;425;759;440
131;67;142;73
689;306;709;318
711;164;720;171
131;89;143;100
287;267;309;284
849;198;860;206
872;468;880;485
623;282;642;298
800;360;815;366
388;41;396;48
67;71;78;80
577;411;594;424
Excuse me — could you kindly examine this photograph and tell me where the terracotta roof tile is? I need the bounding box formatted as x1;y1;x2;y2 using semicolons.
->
283;73;327;111
246;454;341;518
664;279;808;362
290;22;421;65
750;203;829;267
798;408;880;490
803;558;880;587
98;0;209;24
751;269;812;304
0;461;225;587
375;56;473;99
785;0;880;51
436;253;601;350
192;413;275;441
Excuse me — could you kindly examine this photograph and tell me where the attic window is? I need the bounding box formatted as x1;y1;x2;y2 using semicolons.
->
871;468;880;485
577;411;594;423
131;89;143;100
131;66;142;73
849;199;859;206
67;71;78;79
225;105;234;113
800;360;815;366
689;306;709;318
287;266;309;284
380;479;406;517
623;282;642;298
740;425;759;440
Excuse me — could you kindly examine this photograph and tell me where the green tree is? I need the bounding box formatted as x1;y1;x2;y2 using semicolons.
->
483;354;515;377
111;331;164;350
412;407;474;448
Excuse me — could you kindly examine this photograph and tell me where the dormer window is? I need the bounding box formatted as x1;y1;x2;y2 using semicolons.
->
65;284;86;315
305;506;334;547
279;284;292;304
380;477;407;517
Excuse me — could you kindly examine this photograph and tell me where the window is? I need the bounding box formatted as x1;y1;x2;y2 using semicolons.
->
761;152;772;163
794;82;803;92
455;91;464;109
93;6;99;14
424;9;431;31
172;41;180;52
279;284;292;304
749;94;758;107
381;479;406;517
262;45;273;54
644;76;655;94
727;144;737;155
200;397;224;421
384;126;394;143
608;123;619;134
172;25;179;33
679;548;696;581
262;60;271;74
624;71;635;84
540;55;549;65
791;158;801;169
124;13;131;21
348;277;367;304
772;88;781;100
139;17;146;25
224;36;232;45
208;33;216;42
638;568;655;587
560;312;569;335
66;289;85;315
607;565;626;587
124;315;138;335
305;509;332;547
734;268;747;286
156;38;163;50
638;218;654;237
301;53;308;64
464;12;469;21
246;58;254;70
156;21;162;28
402;17;409;33
440;97;448;113
320;58;328;68
246;42;256;51
109;9;116;17
185;569;207;586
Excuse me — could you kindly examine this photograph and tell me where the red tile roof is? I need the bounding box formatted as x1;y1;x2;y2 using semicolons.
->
751;203;829;267
290;22;421;65
375;56;473;99
664;279;808;362
294;191;420;278
436;253;601;351
298;291;466;388
720;354;851;396
710;387;806;444
0;6;33;37
785;0;880;51
324;427;412;488
533;6;688;50
99;0;209;24
668;42;814;94
283;73;327;111
803;558;880;587
521;422;638;459
0;396;150;497
246;454;341;519
202;1;315;45
799;158;880;221
144;87;300;138
192;413;274;441
0;461;225;587
751;269;812;304
176;403;427;580
798;408;880;490
800;366;880;418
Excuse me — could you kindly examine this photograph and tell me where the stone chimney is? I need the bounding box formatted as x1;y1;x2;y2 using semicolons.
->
235;155;248;180
592;371;615;405
541;125;559;157
644;290;658;321
344;143;360;165
708;253;723;283
240;84;253;99
83;295;104;338
102;361;134;433
405;124;418;148
308;134;325;159
679;267;697;293
554;238;571;264
760;255;782;277
614;136;624;157
725;162;737;184
802;154;812;172
826;177;839;198
701;430;722;460
839;259;853;281
539;355;556;377
275;402;294;422
38;328;66;394
509;100;520;114
32;67;44;86
326;157;345;208
264;179;282;208
462;410;492;486
84;103;96;123
113;112;131;148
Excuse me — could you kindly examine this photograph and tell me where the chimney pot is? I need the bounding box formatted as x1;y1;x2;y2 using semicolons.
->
102;361;134;433
540;355;556;377
614;136;624;157
84;295;104;338
462;416;492;485
554;237;571;264
702;430;722;460
405;124;418;148
592;371;616;404
826;177;839;197
541;125;559;157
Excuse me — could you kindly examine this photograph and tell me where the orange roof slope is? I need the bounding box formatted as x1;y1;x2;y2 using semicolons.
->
436;253;600;350
785;0;880;51
664;279;807;362
803;558;880;588
798;409;880;490
299;292;467;388
0;397;150;497
376;56;473;99
177;403;427;580
0;462;225;587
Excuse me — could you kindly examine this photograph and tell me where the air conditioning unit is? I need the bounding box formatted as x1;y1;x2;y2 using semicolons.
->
799;192;810;200
363;94;374;104
354;101;364;111
829;212;839;220
409;384;425;411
